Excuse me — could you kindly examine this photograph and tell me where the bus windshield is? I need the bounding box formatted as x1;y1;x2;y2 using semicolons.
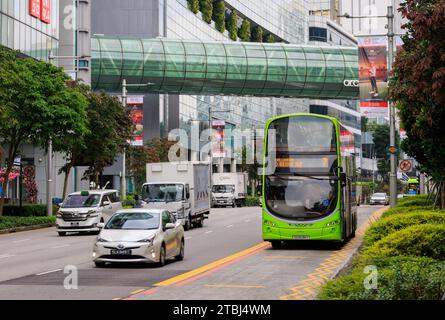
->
265;116;339;220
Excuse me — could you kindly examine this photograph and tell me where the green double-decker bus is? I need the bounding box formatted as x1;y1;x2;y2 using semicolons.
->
262;114;357;247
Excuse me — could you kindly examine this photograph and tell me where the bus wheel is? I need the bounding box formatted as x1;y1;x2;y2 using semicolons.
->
270;240;282;249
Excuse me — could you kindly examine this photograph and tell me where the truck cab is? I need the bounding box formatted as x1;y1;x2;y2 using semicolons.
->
212;173;247;207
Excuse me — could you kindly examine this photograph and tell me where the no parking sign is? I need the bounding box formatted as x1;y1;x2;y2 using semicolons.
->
399;159;413;173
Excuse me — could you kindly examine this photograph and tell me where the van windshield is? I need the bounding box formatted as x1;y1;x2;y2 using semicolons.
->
142;184;184;202
212;185;234;193
62;194;100;208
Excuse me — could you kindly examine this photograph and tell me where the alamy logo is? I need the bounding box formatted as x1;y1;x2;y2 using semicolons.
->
343;80;360;87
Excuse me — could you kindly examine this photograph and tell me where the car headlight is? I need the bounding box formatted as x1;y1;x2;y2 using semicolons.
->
137;235;155;245
87;210;99;217
96;236;109;242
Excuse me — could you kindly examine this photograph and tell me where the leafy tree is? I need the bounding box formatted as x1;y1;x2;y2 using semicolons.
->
187;0;199;14
213;0;226;33
390;0;445;206
370;124;399;183
265;34;275;43
227;10;238;41
252;26;263;42
240;145;260;196
0;49;88;215
238;19;251;42
80;91;132;187
199;0;213;24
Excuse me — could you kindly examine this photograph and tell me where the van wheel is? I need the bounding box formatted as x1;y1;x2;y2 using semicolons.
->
58;232;66;237
196;216;204;228
175;239;185;261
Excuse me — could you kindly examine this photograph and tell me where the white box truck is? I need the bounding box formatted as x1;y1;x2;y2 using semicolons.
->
212;173;247;207
142;162;210;230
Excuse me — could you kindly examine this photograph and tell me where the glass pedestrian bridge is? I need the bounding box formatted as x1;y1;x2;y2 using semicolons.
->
91;36;359;99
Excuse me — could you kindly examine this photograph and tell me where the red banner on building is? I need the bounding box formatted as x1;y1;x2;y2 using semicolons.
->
29;0;41;19
40;0;51;24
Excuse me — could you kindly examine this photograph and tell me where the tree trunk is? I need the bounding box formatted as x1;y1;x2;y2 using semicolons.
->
440;181;445;209
62;165;72;201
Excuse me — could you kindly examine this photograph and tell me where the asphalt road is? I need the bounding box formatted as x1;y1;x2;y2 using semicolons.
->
0;205;382;300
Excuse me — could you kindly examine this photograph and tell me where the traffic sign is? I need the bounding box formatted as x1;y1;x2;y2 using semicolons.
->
399;159;413;173
386;146;399;155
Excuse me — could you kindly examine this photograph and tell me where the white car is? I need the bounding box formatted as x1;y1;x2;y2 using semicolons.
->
370;192;390;205
92;209;184;267
56;190;122;236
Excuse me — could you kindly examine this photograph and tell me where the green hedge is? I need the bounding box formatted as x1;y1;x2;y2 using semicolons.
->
2;204;59;217
318;256;445;300
319;195;445;300
245;196;260;207
364;211;445;246
0;216;56;230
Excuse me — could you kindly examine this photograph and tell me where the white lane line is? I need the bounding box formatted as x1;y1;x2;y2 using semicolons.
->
36;268;63;276
0;254;15;259
12;238;30;243
226;225;233;228
204;230;213;234
50;244;71;249
185;237;192;240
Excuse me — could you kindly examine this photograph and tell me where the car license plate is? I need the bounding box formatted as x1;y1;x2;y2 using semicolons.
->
111;249;131;255
70;222;79;227
218;201;224;203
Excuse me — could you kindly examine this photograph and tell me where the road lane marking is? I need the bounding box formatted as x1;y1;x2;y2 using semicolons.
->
153;242;271;287
36;268;62;276
205;284;266;289
0;254;15;259
12;238;30;243
204;230;213;234
226;225;233;228
280;206;387;300
142;288;159;295
129;289;145;295
50;244;70;249
185;237;192;240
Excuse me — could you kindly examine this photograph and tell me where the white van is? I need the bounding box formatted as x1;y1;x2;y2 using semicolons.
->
56;189;122;236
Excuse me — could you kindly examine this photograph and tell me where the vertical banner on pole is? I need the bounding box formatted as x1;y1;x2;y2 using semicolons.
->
358;36;389;119
212;120;226;158
127;96;144;146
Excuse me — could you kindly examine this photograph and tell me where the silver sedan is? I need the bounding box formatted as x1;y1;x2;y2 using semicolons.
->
92;209;184;267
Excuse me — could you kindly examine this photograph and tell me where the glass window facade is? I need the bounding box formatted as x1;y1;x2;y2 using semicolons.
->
91;37;359;100
0;0;59;61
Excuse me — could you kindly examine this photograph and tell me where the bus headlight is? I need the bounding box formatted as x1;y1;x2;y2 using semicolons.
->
325;220;340;227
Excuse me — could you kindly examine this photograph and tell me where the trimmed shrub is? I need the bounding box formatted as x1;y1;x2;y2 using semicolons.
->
356;224;445;265
199;0;213;24
238;19;251;41
227;10;238;41
0;216;56;230
3;204;58;217
245;196;260;207
397;194;433;207
381;204;430;218
265;34;275;43
187;0;199;14
318;256;445;300
252;26;263;42
364;211;445;247
213;0;225;33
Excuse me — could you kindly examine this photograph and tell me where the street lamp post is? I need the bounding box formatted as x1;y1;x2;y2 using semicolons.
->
339;5;398;207
120;79;154;200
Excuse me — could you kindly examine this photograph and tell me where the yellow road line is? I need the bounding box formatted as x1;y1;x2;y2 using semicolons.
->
205;284;266;289
280;206;387;300
153;241;271;287
129;289;145;295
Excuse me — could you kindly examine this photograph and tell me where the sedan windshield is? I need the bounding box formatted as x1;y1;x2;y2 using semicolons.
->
105;212;160;230
62;194;100;208
212;185;234;193
373;193;387;197
142;184;184;202
265;175;338;220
